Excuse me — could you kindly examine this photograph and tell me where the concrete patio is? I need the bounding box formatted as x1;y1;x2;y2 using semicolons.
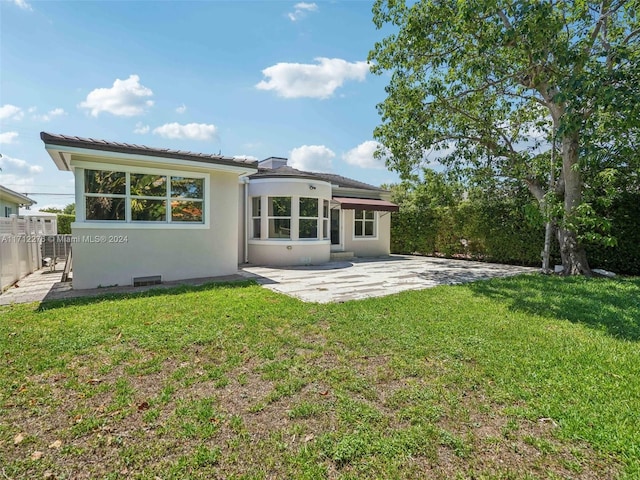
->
241;255;537;303
0;255;538;306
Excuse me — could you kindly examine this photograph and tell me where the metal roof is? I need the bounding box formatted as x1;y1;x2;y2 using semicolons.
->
41;132;259;169
250;166;386;192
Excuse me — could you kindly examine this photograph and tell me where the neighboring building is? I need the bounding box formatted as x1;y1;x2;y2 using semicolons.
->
0;185;35;217
41;132;398;290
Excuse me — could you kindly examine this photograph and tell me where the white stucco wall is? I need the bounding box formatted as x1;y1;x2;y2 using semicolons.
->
248;241;330;266
342;209;391;257
70;164;242;290
0;199;19;217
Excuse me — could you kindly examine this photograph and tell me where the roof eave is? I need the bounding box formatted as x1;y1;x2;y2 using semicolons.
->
44;143;258;176
0;185;36;205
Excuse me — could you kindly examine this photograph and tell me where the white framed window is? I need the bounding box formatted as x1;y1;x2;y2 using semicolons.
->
84;169;204;224
322;200;329;240
268;196;291;239
170;176;204;222
84;170;127;221
354;210;376;238
298;197;318;239
251;197;261;239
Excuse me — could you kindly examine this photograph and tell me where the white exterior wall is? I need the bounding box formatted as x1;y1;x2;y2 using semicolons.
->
70;162;242;289
342;209;392;257
248;241;330;266
0;199;19;217
247;178;332;266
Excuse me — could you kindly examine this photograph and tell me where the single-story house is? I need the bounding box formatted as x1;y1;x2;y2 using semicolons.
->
41;132;398;290
0;185;36;217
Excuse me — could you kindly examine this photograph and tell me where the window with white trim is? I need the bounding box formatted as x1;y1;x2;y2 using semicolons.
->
268;196;291;238
251;197;261;239
85;170;126;221
354;210;376;238
84;169;204;223
298;197;318;239
322;200;329;239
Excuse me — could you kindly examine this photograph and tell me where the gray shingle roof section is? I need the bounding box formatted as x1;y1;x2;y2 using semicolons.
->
250;166;385;192
40;132;258;169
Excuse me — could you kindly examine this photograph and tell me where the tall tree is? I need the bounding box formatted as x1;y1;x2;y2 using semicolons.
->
370;0;640;275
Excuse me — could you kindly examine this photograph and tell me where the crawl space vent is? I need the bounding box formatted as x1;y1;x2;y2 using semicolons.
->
133;275;162;287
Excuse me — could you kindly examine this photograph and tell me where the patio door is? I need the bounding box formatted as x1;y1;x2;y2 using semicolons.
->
330;208;341;249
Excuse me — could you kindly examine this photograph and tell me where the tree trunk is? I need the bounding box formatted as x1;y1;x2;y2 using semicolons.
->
558;133;592;275
556;226;591;275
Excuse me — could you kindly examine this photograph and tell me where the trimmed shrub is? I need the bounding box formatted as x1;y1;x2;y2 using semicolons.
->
56;214;75;234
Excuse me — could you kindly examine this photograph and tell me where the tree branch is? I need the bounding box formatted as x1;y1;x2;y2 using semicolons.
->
497;9;512;29
623;27;640;44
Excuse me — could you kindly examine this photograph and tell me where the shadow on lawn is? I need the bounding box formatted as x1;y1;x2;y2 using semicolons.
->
469;275;640;341
37;279;257;311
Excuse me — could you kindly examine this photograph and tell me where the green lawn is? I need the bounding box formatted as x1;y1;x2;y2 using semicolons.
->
1;275;639;479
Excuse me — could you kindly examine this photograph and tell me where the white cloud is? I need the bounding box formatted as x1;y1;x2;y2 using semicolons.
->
79;74;154;117
153;122;217;141
0;154;43;174
12;0;32;11
32;107;67;122
176;104;187;114
0;175;35;191
343;141;387;169
133;122;150;134
0;132;19;144
233;154;258;161
0;104;24;121
256;57;368;99
288;2;318;21
289;145;335;172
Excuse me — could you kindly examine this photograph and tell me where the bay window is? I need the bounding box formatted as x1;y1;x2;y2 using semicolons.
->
251;197;261;238
268;196;291;238
323;200;330;239
298;197;318;239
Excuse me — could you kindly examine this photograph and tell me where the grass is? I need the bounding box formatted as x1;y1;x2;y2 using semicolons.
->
0;275;639;479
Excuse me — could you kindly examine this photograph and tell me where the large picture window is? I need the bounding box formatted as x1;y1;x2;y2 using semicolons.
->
354;210;376;238
268;196;291;238
83;169;204;223
298;197;318;239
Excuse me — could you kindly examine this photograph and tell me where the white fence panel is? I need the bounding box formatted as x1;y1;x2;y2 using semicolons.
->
0;216;44;293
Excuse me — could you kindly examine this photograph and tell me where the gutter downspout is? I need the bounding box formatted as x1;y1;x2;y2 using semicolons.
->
242;176;250;264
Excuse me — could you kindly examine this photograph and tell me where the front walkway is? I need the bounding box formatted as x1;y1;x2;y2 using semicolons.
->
0;255;537;306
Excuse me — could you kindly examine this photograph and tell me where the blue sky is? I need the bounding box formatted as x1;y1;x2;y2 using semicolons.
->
0;0;400;211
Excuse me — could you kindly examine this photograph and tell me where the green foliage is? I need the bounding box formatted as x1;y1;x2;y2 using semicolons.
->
62;203;75;215
586;192;640;275
390;177;548;266
390;176;640;273
370;0;640;273
56;214;74;234
39;207;62;214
